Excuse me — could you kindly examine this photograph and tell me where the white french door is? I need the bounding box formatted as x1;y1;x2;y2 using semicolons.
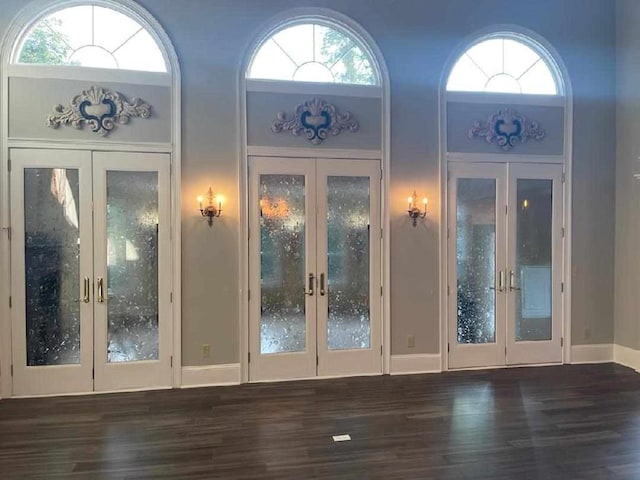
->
249;156;382;382
10;149;172;396
448;162;563;369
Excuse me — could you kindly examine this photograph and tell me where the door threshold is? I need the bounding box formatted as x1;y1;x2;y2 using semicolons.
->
8;385;172;400
447;362;563;372
249;371;383;384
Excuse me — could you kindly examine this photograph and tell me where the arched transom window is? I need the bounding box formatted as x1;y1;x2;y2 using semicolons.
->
14;4;167;72
447;35;559;95
248;22;378;85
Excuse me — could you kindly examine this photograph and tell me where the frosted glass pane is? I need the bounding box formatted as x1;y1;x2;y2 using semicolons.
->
327;176;370;350
106;171;159;363
260;175;306;354
516;179;553;341
24;168;80;366
456;179;496;344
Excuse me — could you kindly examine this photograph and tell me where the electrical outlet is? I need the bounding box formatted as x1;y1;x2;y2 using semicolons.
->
202;344;211;358
584;328;591;340
408;335;416;348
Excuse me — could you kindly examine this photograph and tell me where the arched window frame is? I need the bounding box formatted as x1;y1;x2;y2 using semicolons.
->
7;0;173;80
245;13;383;94
445;31;566;98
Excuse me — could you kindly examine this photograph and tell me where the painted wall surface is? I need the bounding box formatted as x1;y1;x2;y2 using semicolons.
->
0;0;616;368
9;78;171;143
447;103;565;155
615;0;640;351
247;91;381;149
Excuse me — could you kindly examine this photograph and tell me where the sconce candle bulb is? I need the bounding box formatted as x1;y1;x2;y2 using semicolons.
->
407;190;427;227
199;187;223;226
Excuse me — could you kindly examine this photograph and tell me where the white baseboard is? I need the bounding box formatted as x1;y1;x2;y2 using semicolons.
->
181;364;241;388
570;344;613;364
390;354;441;375
614;344;640;372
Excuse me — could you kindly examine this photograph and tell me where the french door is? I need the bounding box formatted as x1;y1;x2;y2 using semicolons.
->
448;162;563;369
10;149;172;396
248;157;382;382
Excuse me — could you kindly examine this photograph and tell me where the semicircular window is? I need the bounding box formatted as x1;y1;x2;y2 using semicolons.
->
248;23;378;85
447;36;559;95
15;5;167;73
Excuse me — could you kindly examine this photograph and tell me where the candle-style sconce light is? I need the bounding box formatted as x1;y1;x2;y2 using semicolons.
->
198;187;223;226
407;190;427;227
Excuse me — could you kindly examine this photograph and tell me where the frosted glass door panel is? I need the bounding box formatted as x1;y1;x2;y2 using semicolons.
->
515;179;553;342
260;175;307;354
456;179;497;344
326;176;370;350
24;168;81;366
106;171;159;363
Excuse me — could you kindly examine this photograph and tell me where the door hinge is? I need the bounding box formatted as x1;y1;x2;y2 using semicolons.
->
561;337;564;347
562;227;565;238
380;228;383;240
562;172;566;183
505;346;507;355
3;227;11;241
505;205;508;215
170;356;173;367
8;296;11;309
170;292;173;303
316;355;319;366
447;228;450;239
380;345;383;356
10;365;13;377
447;285;450;296
7;158;11;172
447;343;450;353
380;286;383;296
92;368;95;379
248;352;251;363
561;282;565;293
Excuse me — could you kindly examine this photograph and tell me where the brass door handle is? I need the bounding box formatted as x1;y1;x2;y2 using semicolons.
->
304;273;315;296
509;270;521;291
320;273;326;296
97;277;105;303
490;270;505;292
83;277;90;303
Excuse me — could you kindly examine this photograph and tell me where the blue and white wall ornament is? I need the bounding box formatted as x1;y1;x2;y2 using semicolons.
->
47;85;151;137
469;108;545;151
272;98;359;145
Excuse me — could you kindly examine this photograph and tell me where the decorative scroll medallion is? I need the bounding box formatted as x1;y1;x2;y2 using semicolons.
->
468;108;545;151
272;98;359;145
46;85;152;136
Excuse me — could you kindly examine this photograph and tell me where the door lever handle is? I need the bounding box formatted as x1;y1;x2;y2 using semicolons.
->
303;273;315;296
490;270;505;293
320;273;326;296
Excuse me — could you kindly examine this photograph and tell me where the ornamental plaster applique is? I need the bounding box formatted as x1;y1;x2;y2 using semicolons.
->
468;108;545;151
272;98;359;145
46;85;152;137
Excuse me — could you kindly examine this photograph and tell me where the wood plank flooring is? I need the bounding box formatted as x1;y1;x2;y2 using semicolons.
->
2;364;640;479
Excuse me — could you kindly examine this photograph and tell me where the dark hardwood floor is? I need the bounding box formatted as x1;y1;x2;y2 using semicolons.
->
2;364;640;479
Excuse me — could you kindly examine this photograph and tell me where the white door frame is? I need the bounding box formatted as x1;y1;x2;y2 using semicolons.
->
0;0;182;398
240;147;391;383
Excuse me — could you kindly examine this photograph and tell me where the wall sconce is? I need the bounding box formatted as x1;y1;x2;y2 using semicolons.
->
198;187;223;226
407;190;427;227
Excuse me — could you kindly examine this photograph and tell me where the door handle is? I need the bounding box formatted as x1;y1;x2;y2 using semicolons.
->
83;277;90;303
320;273;326;296
509;270;521;291
490;270;505;292
304;273;315;296
97;277;105;303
